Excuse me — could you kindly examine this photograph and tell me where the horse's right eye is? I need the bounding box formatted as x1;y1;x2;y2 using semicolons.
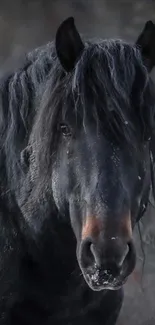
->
60;124;72;137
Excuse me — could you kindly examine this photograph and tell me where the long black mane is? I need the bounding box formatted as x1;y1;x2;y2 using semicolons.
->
0;37;155;214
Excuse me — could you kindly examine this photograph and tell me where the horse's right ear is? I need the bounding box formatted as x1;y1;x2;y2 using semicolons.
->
55;17;84;72
136;20;155;72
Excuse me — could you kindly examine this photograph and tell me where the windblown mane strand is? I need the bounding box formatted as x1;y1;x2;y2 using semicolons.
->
0;42;57;187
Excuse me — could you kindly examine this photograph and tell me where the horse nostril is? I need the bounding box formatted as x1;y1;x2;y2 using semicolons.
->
119;240;136;276
118;244;129;267
123;241;136;267
80;238;96;268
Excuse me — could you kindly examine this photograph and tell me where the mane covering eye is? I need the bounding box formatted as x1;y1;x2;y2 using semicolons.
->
60;123;72;137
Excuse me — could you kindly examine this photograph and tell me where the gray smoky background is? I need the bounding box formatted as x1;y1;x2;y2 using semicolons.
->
1;1;155;324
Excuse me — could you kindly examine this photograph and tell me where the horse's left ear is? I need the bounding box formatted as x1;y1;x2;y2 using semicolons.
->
136;20;155;73
55;17;84;72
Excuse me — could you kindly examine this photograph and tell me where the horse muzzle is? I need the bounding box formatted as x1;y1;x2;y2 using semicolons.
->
78;213;136;291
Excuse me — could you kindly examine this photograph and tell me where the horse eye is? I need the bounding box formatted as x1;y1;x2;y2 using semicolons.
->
60;124;72;136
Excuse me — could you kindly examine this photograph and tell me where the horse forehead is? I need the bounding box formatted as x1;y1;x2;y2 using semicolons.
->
74;137;122;174
79;133;121;158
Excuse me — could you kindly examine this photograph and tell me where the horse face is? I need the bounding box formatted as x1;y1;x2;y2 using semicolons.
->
52;115;151;290
51;18;155;291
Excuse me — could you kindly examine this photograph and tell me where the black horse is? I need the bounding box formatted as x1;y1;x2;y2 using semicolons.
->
0;17;155;325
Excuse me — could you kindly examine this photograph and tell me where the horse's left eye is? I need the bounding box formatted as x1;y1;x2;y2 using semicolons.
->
60;124;72;137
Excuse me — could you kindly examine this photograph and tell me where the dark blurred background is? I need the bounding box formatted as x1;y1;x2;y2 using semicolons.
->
1;1;155;324
1;0;155;75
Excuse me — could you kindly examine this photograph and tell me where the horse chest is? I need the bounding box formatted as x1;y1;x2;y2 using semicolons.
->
46;266;123;325
2;260;122;325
